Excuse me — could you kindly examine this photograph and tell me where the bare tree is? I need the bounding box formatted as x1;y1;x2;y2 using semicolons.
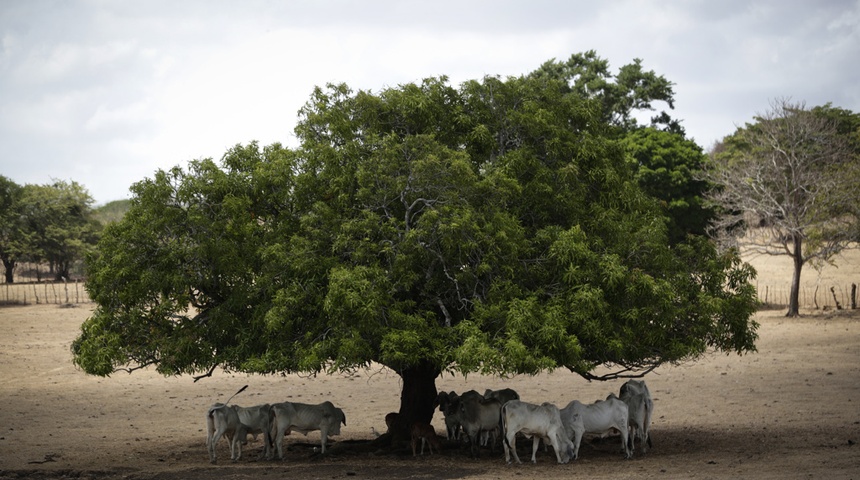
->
703;98;857;317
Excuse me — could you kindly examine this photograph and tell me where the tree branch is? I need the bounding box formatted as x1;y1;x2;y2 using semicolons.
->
578;362;660;382
114;358;159;375
192;364;218;382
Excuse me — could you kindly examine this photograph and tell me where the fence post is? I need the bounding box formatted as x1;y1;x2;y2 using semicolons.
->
851;284;856;310
830;286;842;310
813;285;819;309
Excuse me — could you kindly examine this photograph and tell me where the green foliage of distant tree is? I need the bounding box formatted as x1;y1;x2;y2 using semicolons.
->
533;52;712;243
19;180;100;281
0;176;26;283
530;51;680;133
72;57;758;441
92;199;132;225
623;128;715;244
703;99;860;317
810;103;860;242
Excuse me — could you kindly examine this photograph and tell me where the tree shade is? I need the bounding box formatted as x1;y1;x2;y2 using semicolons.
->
72;59;759;438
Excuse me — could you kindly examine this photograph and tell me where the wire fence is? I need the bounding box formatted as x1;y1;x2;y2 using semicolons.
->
1;280;92;305
2;280;858;311
756;283;858;310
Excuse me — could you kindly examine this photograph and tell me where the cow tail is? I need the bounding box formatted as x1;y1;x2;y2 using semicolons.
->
500;403;512;451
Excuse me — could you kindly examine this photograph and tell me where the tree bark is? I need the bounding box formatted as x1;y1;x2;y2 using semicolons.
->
787;234;803;317
851;284;857;310
388;360;440;446
2;258;14;284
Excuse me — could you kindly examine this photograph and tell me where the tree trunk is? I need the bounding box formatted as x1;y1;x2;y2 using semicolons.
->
388;360;440;446
2;257;14;284
55;259;70;282
787;235;803;317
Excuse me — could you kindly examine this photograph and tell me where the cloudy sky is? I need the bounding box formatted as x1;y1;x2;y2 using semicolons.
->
2;1;858;205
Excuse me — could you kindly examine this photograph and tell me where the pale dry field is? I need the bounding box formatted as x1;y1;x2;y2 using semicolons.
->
0;249;858;479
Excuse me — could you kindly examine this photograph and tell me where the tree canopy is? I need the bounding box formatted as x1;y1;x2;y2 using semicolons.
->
703;99;860;316
72;55;758;434
622;128;715;244
0;175;25;283
0;177;99;283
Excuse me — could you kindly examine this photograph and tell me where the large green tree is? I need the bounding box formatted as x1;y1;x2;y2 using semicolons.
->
20;180;100;281
534;52;713;243
530;51;680;133
623;128;715;244
703;99;859;317
72;62;758;441
0;176;25;283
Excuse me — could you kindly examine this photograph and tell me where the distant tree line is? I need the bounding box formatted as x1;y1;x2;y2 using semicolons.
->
0;177;129;283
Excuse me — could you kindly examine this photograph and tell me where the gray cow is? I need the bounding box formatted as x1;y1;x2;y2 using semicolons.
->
270;400;346;458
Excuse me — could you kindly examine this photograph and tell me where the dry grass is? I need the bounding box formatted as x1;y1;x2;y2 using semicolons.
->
0;243;858;479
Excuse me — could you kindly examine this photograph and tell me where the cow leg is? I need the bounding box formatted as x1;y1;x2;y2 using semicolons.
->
210;428;230;464
642;399;653;453
230;435;243;462
263;429;273;460
319;426;328;454
206;413;220;464
530;436;541;464
504;430;520;464
274;423;287;460
620;424;632;459
573;430;583;460
208;430;221;464
469;431;481;458
627;424;637;454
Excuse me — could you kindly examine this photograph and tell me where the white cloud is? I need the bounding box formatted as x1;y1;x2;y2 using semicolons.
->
1;0;858;204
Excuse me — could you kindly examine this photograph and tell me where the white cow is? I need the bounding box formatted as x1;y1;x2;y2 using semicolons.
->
619;380;654;453
270;401;347;459
206;403;252;464
501;400;575;464
234;403;274;459
560;395;632;459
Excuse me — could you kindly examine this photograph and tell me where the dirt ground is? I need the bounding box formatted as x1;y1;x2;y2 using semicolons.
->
1;250;859;479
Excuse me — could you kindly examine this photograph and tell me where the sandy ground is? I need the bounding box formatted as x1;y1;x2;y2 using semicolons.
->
1;250;859;479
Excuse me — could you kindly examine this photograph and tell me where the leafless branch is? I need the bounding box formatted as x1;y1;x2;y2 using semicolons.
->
192;364;218;382
579;363;660;381
114;358;159;375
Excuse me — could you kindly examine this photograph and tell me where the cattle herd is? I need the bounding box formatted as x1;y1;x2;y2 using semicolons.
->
205;380;653;465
